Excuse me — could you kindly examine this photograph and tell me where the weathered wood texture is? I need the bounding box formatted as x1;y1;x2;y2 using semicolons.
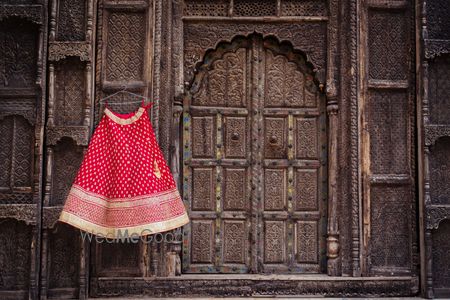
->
359;0;417;277
418;0;450;297
1;0;448;298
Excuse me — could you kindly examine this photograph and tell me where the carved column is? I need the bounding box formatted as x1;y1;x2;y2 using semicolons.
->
166;98;183;276
326;0;340;276
326;101;340;276
84;63;92;126
79;237;88;300
43;148;53;206
47;64;55;126
40;230;49;300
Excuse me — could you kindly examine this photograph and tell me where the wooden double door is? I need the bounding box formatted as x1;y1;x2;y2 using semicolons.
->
182;35;327;274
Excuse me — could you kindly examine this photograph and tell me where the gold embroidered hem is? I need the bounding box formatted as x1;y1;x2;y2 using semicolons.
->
59;210;189;238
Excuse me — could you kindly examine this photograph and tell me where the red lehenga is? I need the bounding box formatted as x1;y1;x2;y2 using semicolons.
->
59;102;189;237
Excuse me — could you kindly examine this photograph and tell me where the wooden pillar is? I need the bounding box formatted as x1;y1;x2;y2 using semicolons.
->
326;102;340;276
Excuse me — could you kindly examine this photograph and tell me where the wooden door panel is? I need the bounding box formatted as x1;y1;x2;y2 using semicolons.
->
295;220;319;264
263;220;287;264
295;168;318;211
192;48;247;107
222;220;248;265
191;116;216;159
295;117;319;159
223;167;249;211
190;220;215;264
264;117;288;159
191;167;215;211
263;169;287;211
224;116;247;159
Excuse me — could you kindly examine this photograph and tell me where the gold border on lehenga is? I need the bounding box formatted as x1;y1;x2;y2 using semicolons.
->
104;107;145;125
66;184;181;208
59;210;190;238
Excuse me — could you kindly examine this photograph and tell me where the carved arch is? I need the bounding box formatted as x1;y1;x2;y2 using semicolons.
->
189;33;323;93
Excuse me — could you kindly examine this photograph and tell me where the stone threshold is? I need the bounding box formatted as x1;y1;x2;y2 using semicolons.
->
91;275;419;298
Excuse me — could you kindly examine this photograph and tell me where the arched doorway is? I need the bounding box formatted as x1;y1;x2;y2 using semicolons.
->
182;34;327;274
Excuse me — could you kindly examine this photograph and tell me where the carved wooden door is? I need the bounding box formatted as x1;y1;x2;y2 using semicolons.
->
182;35;326;274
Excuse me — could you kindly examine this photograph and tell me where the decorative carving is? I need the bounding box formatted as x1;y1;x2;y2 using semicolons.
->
49;223;80;289
48;42;91;61
0;5;43;24
264;117;287;159
55;58;85;126
429;138;450;205
91;276;418;297
432;220;450;290
425;125;450;146
424;39;450;59
0;99;36;125
265;50;316;107
295;169;317;211
426;205;450;230
184;0;228;16
368;90;408;174
46;126;90;146
184;22;327;83
370;186;411;271
0;116;34;203
42;206;63;229
234;0;276;16
193;48;246;107
191;116;215;158
192;168;214;211
0;204;36;224
56;0;86;41
51;139;84;206
281;0;327;17
223;221;246;263
0;219;32;290
426;0;450;40
0;18;38;88
368;10;408;80
428;55;450;125
296;118;317;159
105;12;145;82
224;168;247;211
264;169;286;211
264;221;285;263
191;220;214;263
224;117;246;158
296;221;318;263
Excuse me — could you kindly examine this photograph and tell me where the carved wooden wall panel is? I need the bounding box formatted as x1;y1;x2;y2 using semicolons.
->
360;0;416;276
419;0;450;295
54;58;86;126
0;0;48;295
234;0;277;16
0;219;32;298
95;242;142;277
431;220;450;297
429;138;450;205
91;0;153;280
0;116;34;204
56;0;86;41
428;56;450;125
50;139;84;206
0;19;38;88
47;224;80;298
183;35;326;274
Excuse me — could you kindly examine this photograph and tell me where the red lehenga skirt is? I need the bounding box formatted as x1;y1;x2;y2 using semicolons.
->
59;103;189;237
